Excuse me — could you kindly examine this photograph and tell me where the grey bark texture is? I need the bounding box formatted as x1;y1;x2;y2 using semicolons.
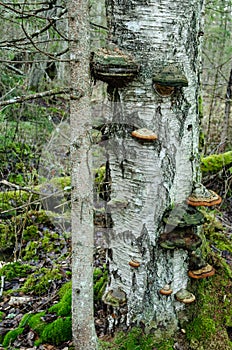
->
95;0;205;335
68;0;97;349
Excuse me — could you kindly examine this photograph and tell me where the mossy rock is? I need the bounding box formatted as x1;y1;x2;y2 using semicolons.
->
201;151;232;174
0;222;14;252
40;316;72;345
49;282;72;317
21;267;63;295
0;176;71;217
0;189;37;216
19;311;46;335
2;327;24;348
0;261;33;280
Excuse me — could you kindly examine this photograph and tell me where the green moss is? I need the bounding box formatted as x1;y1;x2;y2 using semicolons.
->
0;261;33;280
94;266;108;301
0;222;14;252
0;189;37;214
201;151;232;174
58;280;72;298
49;286;71;316
22;225;39;241
22;241;39;261
98;328;174;350
19;312;46;335
40;316;72;345
2;327;24;348
186;316;216;342
0;311;4;322
21;267;62;295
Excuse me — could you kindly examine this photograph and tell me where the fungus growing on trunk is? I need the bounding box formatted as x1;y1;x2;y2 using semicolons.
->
187;183;222;207
188;264;215;279
102;288;127;307
188;250;208;270
129;260;140;268
91;47;139;87
159;284;173;296
131;128;158;141
153;64;188;96
162;204;205;232
175;289;196;304
159;227;202;251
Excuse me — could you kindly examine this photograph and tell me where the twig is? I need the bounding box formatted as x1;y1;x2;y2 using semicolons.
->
0;88;79;107
0;276;5;297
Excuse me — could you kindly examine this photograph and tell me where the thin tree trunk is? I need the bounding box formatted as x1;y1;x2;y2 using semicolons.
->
68;0;97;348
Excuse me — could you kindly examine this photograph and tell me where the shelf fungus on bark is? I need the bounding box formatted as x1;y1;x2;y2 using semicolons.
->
152;64;188;97
175;289;196;304
159;227;202;251
159;284;173;296
188;263;215;279
91;47;139;87
102;288;127;307
131;128;158;141
162;204;205;231
189;250;208;270
187;183;222;207
107;198;129;210
129;259;140;268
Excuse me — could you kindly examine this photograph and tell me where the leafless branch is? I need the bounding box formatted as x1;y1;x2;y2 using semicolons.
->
0;88;81;107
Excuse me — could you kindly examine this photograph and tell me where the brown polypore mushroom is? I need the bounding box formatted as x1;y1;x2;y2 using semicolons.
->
153;64;188;97
187;184;222;207
131;128;158;141
159;284;173;296
175;289;196;304
129;260;140;268
91;47;139;87
153;84;175;97
188;263;215;279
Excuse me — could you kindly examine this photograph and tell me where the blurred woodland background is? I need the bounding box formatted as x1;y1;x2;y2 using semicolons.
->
0;0;231;349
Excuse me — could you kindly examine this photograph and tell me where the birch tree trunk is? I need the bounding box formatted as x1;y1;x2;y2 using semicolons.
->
98;0;205;335
68;1;97;348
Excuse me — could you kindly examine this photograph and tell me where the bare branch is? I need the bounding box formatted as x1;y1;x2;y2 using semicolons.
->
0;88;81;107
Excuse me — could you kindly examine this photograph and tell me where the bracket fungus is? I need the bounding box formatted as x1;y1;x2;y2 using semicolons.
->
129;259;140;268
175;289;196;304
159;227;202;252
162;204;205;231
91;48;139;87
159;284;173;296
102;288;127;307
153;64;188;97
189;250;208;270
131;128;158;141
188;263;215;279
187;183;222;207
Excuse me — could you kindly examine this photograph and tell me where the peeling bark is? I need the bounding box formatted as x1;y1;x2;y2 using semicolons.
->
96;0;205;335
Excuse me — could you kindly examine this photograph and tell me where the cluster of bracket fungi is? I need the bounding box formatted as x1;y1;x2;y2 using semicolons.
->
126;183;221;305
91;46;189;144
158;183;221;303
93;46;222;307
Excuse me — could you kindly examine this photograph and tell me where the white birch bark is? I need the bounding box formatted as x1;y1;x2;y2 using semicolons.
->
68;0;97;348
99;0;205;334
